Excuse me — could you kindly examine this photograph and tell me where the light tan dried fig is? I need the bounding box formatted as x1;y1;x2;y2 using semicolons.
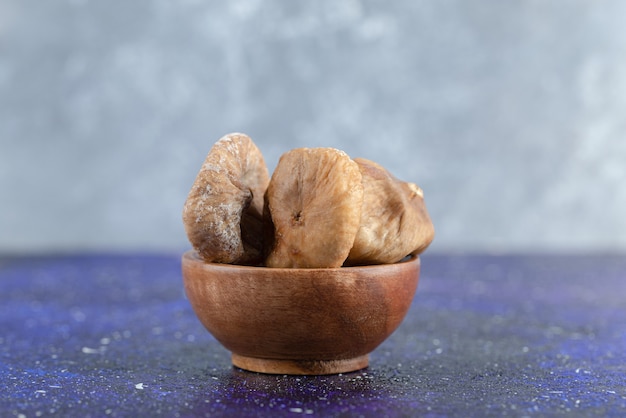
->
265;148;364;268
182;133;270;265
345;158;434;266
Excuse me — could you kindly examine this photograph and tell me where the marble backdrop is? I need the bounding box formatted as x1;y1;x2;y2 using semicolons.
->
1;1;625;252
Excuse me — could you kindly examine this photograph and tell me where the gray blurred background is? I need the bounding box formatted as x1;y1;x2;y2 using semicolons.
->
1;0;625;254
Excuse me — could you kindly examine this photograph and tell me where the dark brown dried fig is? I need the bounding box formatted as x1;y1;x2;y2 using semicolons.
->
265;148;364;268
182;133;269;265
345;158;434;265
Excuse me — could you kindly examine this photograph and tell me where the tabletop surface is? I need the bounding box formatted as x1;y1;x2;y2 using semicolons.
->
1;253;625;417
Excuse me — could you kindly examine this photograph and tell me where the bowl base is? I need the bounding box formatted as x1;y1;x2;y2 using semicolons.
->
231;353;369;375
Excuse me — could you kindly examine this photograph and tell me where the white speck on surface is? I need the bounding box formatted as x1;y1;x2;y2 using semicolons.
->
81;347;103;354
135;383;144;390
289;407;303;413
71;309;86;322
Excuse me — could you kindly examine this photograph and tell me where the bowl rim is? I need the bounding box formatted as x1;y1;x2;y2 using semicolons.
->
182;250;419;272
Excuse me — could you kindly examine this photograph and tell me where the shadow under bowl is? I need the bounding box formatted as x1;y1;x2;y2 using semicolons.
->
182;251;420;375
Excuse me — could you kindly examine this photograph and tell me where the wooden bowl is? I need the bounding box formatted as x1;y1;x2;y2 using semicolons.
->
181;251;420;375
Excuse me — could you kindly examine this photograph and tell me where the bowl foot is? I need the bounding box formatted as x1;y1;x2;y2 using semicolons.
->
231;353;369;375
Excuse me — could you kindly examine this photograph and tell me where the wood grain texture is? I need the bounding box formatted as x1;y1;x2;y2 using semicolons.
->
182;251;420;374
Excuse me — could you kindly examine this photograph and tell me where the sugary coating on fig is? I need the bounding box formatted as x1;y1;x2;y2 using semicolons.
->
345;158;434;266
182;133;269;265
265;148;364;268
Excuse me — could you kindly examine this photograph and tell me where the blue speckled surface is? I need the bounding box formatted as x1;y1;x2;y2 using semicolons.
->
2;254;625;417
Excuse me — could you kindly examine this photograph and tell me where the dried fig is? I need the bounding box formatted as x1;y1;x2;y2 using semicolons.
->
265;148;364;268
345;158;434;266
182;133;270;265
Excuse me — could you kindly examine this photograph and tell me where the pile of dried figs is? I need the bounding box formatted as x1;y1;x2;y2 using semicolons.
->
183;133;434;268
